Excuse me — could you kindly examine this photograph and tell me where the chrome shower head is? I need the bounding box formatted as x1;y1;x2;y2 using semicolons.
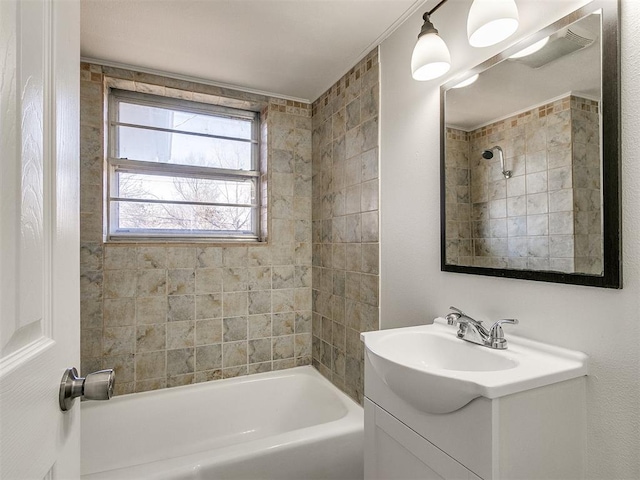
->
481;146;511;179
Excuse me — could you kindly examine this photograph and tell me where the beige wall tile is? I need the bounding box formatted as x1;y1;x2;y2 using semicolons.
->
195;369;222;382
196;247;223;268
311;49;380;405
223;341;248;367
81;328;102;359
248;362;272;375
104;246;136;270
167;348;195;376
196;318;222;346
272;335;294;360
166;321;195;349
167;269;195;295
103;354;134;383
222;268;248;292
196;268;223;294
195;293;222;320
248;267;272;291
104;298;135;327
196;344;222;371
167;374;194;388
80;63;314;396
136;324;166;352
103;326;135;356
136;270;166;297
81;243;103;270
223;316;247;342
81;298;103;330
136;297;167;324
223;366;248;378
137;247;167;269
135;379;166;393
248;338;271;364
248;314;272;339
133;361;166;386
167;295;195;322
80;271;104;299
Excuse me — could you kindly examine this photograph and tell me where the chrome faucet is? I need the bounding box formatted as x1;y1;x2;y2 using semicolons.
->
445;306;518;350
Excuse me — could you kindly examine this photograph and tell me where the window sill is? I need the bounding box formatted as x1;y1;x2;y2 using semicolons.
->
104;235;267;246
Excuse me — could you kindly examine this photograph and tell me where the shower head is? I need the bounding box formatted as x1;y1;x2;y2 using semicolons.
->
481;146;512;178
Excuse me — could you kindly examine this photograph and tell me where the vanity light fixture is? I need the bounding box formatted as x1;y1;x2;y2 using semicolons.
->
411;0;521;81
467;0;519;47
451;73;479;88
411;0;451;81
509;36;549;58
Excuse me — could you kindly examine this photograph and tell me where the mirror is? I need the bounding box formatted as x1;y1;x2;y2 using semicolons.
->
440;0;621;288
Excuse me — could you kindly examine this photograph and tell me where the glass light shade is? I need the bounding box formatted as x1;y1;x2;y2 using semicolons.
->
467;0;519;48
509;37;549;58
411;32;451;81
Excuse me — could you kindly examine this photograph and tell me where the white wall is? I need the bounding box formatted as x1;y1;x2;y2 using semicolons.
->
379;0;639;478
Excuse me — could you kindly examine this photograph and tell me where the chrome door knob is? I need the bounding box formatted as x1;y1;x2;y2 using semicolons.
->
59;367;115;411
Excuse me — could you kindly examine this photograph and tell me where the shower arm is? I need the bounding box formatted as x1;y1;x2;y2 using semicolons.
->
493;146;512;179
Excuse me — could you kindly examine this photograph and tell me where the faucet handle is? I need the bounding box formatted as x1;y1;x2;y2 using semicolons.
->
488;319;519;349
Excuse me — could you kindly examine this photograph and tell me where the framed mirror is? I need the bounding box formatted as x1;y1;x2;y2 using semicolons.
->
440;0;621;288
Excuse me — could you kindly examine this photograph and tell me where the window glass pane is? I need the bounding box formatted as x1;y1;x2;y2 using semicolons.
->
118;102;253;140
116;172;255;205
117;126;253;170
113;201;253;234
108;93;261;240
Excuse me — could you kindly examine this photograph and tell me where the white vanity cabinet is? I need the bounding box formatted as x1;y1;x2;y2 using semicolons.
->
365;398;482;479
363;352;587;480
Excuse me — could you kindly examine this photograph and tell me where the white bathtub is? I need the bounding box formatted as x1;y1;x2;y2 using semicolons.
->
81;366;363;480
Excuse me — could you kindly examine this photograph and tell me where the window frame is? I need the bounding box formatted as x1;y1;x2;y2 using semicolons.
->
106;88;262;243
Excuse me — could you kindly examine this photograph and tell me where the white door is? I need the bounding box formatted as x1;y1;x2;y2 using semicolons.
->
0;0;81;478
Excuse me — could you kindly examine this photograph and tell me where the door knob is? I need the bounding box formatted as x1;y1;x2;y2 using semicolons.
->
59;367;115;411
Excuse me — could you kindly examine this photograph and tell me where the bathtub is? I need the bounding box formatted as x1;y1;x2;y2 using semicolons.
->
81;366;363;480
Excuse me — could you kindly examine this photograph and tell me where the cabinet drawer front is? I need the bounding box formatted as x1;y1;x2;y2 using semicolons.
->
365;400;482;480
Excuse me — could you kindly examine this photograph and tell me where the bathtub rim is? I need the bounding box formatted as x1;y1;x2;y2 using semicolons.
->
81;365;361;412
81;365;364;479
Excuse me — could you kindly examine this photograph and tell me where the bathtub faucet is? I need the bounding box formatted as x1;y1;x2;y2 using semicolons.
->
445;306;518;350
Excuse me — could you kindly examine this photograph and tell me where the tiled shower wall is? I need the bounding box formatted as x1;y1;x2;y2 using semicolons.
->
445;95;601;274
570;96;602;274
310;48;380;403
80;63;313;395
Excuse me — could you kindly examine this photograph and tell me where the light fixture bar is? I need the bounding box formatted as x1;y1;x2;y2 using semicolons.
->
427;0;449;16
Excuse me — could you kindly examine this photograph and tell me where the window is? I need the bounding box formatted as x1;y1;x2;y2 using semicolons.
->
107;89;261;241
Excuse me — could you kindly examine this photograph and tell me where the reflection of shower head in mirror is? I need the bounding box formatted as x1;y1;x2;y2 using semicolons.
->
482;146;512;178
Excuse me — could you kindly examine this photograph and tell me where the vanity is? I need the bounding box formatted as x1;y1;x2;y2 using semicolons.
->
362;316;588;479
361;0;619;477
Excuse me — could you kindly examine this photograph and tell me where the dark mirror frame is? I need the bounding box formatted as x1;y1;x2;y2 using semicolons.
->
440;0;621;288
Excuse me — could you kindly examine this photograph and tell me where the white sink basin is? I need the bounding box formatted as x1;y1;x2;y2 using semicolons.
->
362;318;588;414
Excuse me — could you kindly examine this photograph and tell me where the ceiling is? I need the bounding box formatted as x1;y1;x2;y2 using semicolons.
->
81;0;423;102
